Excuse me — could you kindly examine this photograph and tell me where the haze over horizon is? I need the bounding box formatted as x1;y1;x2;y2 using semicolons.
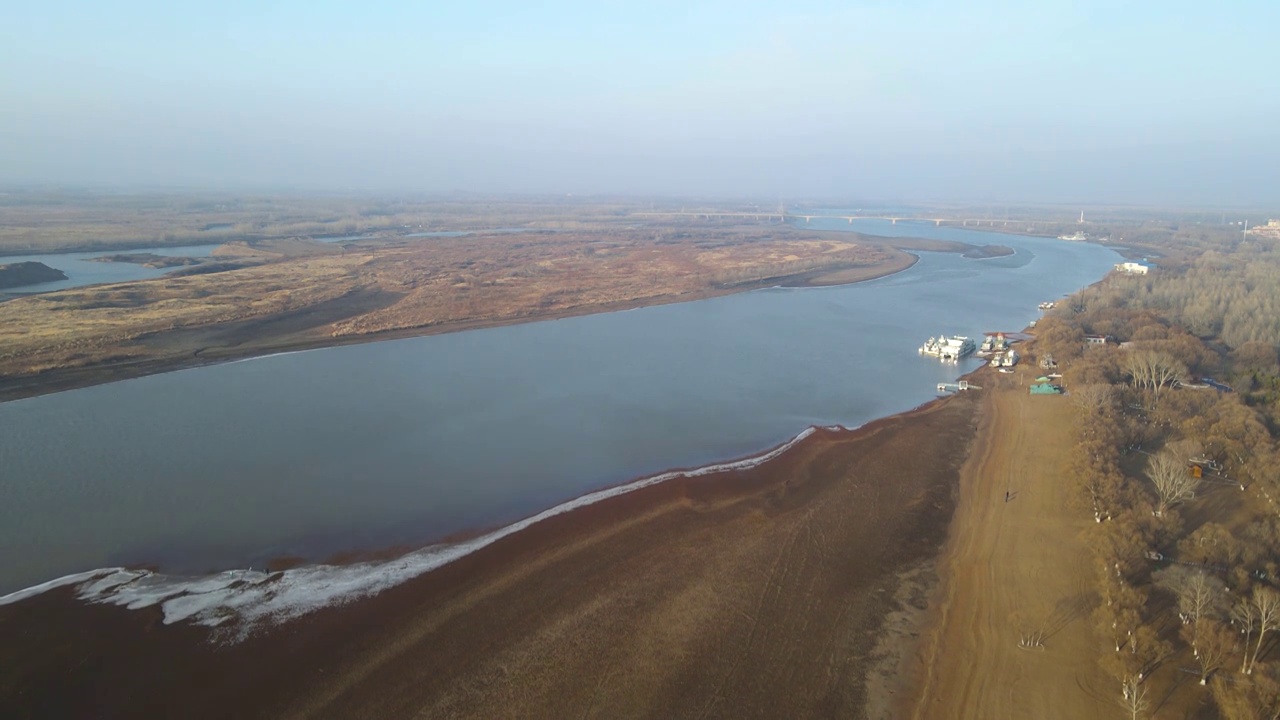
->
4;0;1277;205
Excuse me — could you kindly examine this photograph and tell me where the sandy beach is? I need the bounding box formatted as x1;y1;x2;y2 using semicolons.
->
898;368;1111;719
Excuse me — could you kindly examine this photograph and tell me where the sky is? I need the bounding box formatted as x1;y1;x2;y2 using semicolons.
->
3;0;1278;204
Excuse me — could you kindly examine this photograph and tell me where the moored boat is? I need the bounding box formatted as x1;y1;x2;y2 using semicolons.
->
976;332;1010;357
989;348;1020;368
919;334;976;362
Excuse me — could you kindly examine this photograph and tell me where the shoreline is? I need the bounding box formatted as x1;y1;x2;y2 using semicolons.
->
0;387;979;718
0;249;918;404
0;424;832;621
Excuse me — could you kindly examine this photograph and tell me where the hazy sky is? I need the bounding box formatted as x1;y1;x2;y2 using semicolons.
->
3;0;1278;204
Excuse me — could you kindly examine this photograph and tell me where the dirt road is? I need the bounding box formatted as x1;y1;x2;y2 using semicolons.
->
904;372;1111;719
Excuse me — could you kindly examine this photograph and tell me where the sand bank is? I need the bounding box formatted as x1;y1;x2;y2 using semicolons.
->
0;247;917;404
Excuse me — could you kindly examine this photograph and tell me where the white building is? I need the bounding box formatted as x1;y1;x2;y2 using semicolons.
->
1248;220;1280;239
1114;262;1150;275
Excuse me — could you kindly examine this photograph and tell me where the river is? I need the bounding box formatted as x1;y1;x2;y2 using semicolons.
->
0;221;1119;594
0;244;219;294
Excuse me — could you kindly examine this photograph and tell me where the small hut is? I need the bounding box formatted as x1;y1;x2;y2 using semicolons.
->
1030;377;1063;395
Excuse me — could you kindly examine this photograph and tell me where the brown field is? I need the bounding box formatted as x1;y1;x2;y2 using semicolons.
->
0;226;915;400
0;192;637;254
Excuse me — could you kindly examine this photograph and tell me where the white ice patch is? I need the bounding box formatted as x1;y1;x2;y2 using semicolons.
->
0;568;123;606
76;569;150;596
221;349;311;366
3;427;822;640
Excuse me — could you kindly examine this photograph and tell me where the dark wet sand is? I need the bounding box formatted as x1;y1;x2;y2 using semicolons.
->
0;390;978;719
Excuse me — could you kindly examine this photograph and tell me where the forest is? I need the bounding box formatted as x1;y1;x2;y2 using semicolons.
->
1028;222;1280;718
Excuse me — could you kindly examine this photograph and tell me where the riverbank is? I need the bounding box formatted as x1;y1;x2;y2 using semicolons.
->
0;241;917;403
892;362;1110;719
0;386;977;718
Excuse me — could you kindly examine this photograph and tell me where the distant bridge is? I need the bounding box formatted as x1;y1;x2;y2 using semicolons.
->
632;211;1063;228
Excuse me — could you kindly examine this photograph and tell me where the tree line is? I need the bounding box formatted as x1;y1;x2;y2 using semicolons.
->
1029;226;1280;718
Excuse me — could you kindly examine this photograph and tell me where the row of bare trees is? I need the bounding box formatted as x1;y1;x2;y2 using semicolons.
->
1047;276;1280;718
1066;363;1280;717
1125;350;1187;408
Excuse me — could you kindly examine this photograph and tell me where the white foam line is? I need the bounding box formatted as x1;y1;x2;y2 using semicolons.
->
2;426;825;639
0;568;124;606
220;349;312;366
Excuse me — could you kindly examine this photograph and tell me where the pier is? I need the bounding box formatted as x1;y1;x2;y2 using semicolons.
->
938;380;981;393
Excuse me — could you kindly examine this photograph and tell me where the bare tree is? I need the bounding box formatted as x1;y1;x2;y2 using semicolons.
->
1096;580;1148;655
1080;468;1125;522
1125;349;1187;407
1119;674;1149;720
1236;599;1259;674
1213;661;1280;720
1194;619;1236;685
1146;450;1201;517
1072;383;1115;415
1245;587;1280;674
1150;354;1187;401
1131;624;1173;678
1090;512;1155;582
1155;566;1227;653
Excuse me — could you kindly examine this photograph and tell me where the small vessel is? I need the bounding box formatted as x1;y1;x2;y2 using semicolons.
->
1057;231;1088;241
989;349;1020;368
1038;301;1056;310
919;334;976;362
976;333;1010;357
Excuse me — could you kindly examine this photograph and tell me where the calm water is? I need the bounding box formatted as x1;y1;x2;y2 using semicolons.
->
0;244;218;294
0;223;1119;593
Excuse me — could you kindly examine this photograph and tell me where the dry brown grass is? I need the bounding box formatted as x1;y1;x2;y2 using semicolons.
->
331;232;885;336
0;192;645;254
0;227;901;382
0;256;369;373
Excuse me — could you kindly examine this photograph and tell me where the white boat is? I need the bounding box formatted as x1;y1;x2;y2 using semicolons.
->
989;349;1020;368
976;333;1010;357
1057;231;1088;241
920;334;976;362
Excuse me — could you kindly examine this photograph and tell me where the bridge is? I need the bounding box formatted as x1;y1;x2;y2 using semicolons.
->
632;211;1063;228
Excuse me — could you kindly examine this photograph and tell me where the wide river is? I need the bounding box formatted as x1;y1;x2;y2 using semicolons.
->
0;221;1119;594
